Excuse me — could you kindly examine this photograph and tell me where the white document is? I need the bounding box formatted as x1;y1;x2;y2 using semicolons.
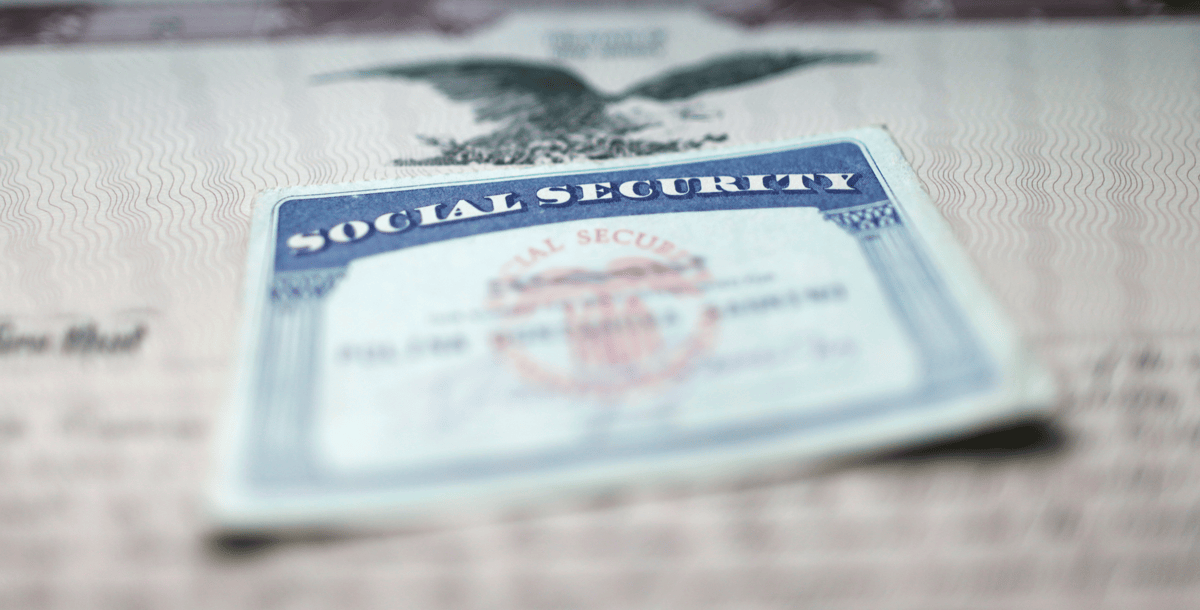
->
2;8;1199;609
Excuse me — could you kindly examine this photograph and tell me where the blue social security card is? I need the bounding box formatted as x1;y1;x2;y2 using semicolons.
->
211;127;1052;529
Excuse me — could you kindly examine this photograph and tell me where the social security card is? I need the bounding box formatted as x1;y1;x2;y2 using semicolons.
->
212;127;1053;529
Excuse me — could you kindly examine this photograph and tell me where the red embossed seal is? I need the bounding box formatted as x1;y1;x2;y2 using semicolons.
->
488;228;720;395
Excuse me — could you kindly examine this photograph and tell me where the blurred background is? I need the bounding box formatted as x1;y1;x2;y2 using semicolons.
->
2;0;1200;609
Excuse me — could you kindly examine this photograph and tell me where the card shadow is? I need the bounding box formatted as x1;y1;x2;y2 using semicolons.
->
859;417;1068;467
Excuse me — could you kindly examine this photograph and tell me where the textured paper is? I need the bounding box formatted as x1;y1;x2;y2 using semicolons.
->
2;10;1199;608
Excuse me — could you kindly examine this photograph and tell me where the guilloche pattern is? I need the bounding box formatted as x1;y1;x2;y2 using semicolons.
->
1;13;1200;609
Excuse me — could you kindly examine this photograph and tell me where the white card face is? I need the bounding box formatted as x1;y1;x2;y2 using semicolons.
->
317;207;919;473
213;127;1051;528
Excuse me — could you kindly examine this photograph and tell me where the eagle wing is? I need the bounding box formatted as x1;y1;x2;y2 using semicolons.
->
620;50;875;101
314;59;606;128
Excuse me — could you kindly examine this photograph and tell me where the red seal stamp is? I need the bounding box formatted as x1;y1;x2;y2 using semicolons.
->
488;228;720;395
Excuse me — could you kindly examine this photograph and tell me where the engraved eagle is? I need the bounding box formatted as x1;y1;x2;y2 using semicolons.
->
315;50;874;165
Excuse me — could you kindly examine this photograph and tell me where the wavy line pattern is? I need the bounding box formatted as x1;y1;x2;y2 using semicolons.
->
1;20;1200;610
873;23;1200;338
0;22;1198;369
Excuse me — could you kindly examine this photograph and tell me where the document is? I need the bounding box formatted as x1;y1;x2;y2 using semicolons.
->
213;128;1051;527
2;6;1199;608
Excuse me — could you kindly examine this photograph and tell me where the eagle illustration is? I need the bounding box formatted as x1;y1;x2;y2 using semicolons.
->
315;51;875;165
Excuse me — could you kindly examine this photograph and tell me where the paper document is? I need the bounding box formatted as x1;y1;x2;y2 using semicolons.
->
213;128;1051;527
2;6;1200;608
